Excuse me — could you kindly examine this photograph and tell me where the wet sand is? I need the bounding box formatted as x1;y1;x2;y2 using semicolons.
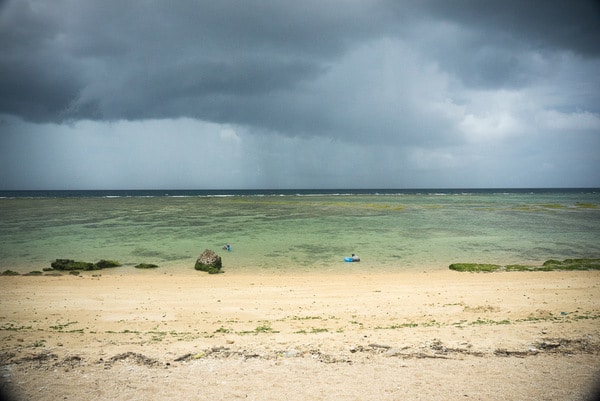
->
1;269;599;400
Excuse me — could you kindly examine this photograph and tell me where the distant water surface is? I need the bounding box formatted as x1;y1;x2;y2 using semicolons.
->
1;189;599;273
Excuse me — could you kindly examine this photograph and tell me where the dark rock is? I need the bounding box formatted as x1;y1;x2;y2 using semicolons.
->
50;259;121;271
1;270;20;276
135;263;159;269
94;259;121;269
51;259;94;271
195;249;223;274
23;271;43;276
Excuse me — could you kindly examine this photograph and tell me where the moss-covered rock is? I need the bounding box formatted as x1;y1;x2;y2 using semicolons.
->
1;270;20;276
505;264;535;271
95;259;122;269
24;271;43;276
51;259;95;271
542;258;600;270
194;249;223;274
449;263;501;272
135;263;159;269
450;258;600;272
51;259;122;271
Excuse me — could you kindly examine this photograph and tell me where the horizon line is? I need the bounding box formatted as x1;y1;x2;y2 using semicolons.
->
1;187;599;192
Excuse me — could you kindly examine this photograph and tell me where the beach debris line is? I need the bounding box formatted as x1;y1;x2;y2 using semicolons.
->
106;352;160;367
195;249;223;274
2;336;598;374
449;258;600;272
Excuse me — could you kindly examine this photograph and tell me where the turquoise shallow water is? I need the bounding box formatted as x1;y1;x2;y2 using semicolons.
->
1;190;599;273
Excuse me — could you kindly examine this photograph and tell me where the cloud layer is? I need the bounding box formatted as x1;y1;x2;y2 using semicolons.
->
1;0;599;188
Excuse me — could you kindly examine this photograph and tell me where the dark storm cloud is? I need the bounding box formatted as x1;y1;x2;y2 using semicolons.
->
407;0;600;90
2;0;596;126
418;0;600;57
0;0;387;124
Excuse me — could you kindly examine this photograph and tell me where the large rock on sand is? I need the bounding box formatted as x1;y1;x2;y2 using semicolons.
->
194;249;223;274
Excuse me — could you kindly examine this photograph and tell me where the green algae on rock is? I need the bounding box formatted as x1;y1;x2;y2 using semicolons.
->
448;263;501;272
50;259;122;271
135;263;159;269
194;249;223;274
450;258;600;272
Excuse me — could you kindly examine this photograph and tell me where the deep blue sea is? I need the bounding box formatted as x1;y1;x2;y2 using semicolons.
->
1;188;599;273
0;188;595;198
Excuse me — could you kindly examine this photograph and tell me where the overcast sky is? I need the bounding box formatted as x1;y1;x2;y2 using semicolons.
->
1;0;599;189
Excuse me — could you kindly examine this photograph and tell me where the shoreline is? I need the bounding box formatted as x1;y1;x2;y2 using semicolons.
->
1;269;599;400
4;256;596;276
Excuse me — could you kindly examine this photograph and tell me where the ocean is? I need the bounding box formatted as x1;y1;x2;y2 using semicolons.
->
1;188;599;274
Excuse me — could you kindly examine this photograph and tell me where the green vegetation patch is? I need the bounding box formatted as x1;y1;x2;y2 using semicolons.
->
539;203;565;209
238;324;279;335
51;259;122;271
23;271;43;276
541;258;600;270
94;259;121;269
135;263;159;269
51;259;94;270
505;264;536;271
290;315;323;321
49;321;79;331
194;263;223;274
1;270;20;276
1;323;32;331
450;258;600;272
449;263;501;272
254;324;276;333
375;322;419;330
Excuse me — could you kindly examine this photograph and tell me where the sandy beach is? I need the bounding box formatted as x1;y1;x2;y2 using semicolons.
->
1;268;599;401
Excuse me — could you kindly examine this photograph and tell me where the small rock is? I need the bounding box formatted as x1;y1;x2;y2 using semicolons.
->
282;350;298;357
385;349;402;357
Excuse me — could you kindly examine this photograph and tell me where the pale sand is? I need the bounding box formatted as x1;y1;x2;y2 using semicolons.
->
1;269;599;401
